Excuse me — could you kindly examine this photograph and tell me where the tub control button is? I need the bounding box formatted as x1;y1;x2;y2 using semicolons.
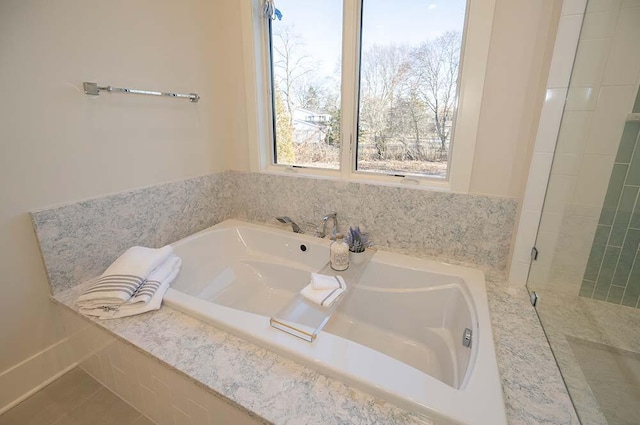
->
462;328;472;348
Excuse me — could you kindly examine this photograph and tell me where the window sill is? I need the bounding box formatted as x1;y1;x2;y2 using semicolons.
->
259;165;452;192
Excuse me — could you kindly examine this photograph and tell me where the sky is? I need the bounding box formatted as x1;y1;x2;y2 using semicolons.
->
272;0;467;75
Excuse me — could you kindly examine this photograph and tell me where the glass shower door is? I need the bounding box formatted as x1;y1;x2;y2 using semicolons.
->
526;1;640;423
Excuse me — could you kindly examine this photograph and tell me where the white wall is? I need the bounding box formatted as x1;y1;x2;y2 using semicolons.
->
470;0;561;199
0;0;227;407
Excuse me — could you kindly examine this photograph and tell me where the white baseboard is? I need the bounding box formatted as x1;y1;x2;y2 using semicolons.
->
0;319;107;415
0;333;79;414
0;362;78;415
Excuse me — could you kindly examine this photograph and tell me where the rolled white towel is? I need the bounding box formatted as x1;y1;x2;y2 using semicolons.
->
79;255;181;319
77;245;173;306
311;273;343;290
301;276;346;308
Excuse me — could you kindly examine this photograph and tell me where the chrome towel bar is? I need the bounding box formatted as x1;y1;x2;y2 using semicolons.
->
83;82;199;103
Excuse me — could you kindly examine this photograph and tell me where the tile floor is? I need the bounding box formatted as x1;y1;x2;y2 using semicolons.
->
534;288;640;425
0;368;155;425
568;337;640;425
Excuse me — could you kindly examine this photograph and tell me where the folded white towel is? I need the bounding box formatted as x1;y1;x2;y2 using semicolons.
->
311;273;343;290
77;255;182;309
77;245;173;306
127;256;181;305
80;280;171;319
79;255;181;319
301;275;346;308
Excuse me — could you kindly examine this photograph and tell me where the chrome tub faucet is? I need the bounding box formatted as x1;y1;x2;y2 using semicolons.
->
320;212;338;239
275;216;305;234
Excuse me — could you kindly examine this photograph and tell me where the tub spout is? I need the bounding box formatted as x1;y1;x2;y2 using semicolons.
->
320;213;338;239
275;216;305;234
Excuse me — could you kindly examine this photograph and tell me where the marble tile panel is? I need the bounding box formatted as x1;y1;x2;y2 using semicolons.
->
32;171;517;296
32;174;235;294
484;273;580;425
229;172;517;270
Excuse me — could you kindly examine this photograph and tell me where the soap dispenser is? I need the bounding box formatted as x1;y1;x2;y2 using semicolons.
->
330;233;349;271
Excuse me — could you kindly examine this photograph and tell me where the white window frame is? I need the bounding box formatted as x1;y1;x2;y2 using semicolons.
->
240;0;495;193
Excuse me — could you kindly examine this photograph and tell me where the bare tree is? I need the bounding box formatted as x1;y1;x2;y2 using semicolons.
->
411;31;462;151
359;44;412;159
273;86;295;164
272;26;313;124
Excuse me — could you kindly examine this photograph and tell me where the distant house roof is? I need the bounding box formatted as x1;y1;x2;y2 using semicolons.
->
292;118;324;131
292;108;332;123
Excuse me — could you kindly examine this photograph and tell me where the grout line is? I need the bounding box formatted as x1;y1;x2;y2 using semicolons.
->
635;241;640;309
605;246;623;302
71;383;106;411
620;178;640;306
603;124;640;302
50;387;109;425
592;224;614;299
607;208;631;303
38;368;103;425
88;372;150;424
589;153;634;299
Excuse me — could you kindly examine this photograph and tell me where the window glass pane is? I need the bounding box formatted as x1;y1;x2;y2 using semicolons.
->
270;1;343;169
356;0;467;179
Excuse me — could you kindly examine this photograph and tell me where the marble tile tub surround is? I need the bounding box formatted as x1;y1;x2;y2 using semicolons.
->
54;283;434;425
31;173;236;295
228;171;518;270
32;171;517;295
52;270;579;425
30;169;575;423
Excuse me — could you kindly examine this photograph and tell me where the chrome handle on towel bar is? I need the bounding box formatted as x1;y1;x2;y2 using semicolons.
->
83;82;199;103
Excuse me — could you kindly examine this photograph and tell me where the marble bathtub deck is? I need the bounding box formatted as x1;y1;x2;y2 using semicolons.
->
52;271;579;425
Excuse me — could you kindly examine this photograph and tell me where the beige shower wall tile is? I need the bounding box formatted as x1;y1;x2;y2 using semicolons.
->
556;111;592;155
585;86;637;155
603;7;640;85
573;154;616;207
580;9;620;39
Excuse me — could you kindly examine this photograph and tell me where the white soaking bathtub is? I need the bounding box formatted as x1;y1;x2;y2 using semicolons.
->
163;219;506;425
